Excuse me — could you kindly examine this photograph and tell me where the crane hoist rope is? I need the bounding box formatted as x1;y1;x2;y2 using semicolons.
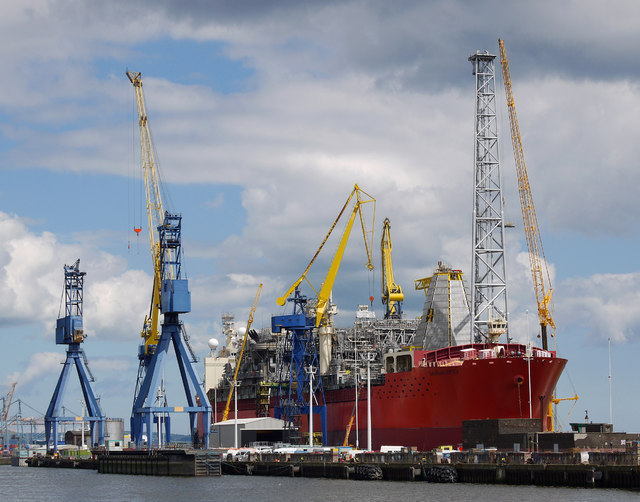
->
277;184;375;328
222;284;263;421
498;39;555;350
380;217;404;319
127;70;175;355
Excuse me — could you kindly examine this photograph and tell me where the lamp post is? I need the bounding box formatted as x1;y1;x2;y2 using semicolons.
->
79;399;86;448
366;353;372;452
360;352;374;451
526;309;532;419
214;386;217;425
234;381;241;448
354;340;359;449
608;337;613;426
306;365;316;448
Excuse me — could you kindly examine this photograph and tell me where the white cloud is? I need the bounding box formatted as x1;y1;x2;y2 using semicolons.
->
500;77;640;236
10;352;65;388
557;272;640;343
0;212;73;325
0;211;152;343
85;269;151;341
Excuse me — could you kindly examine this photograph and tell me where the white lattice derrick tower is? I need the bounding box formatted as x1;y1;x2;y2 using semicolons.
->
468;50;510;343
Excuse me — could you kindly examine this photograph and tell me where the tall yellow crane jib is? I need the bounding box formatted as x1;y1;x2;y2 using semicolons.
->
127;70;167;354
380;217;404;318
498;40;556;347
276;186;357;307
222;284;263;421
277;184;375;328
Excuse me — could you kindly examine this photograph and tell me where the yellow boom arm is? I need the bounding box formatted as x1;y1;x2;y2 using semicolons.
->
499;40;555;347
380;217;404;318
127;71;166;354
546;393;579;431
222;284;263;421
277;184;375;327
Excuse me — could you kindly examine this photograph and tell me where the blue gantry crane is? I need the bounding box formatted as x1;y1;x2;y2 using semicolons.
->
127;71;211;448
130;212;211;448
273;185;375;446
45;260;105;453
272;289;327;445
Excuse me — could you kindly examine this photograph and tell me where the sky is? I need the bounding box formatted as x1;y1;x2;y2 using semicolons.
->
1;0;639;436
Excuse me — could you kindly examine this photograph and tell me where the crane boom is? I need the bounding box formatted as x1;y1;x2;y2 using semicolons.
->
2;382;16;422
127;70;167;355
380;217;404;319
498;39;555;350
547;393;579;431
277;184;375;328
222;284;263;421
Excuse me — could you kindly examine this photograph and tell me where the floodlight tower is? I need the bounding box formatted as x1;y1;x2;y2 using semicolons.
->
468;51;509;343
45;260;105;453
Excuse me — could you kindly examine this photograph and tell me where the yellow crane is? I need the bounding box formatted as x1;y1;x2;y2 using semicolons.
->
342;382;362;447
380;217;404;319
277;184;375;327
2;382;17;422
499;39;555;350
222;284;263;421
127;70;170;356
547;393;579;432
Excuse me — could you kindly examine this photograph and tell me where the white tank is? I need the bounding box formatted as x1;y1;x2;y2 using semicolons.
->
104;418;124;442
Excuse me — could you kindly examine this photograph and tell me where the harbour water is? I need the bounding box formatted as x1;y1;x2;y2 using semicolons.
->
1;465;638;502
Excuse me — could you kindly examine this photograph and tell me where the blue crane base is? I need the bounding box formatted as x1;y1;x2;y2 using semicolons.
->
272;310;328;446
44;346;105;453
131;320;211;449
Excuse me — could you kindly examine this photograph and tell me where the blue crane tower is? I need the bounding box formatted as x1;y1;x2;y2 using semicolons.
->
45;260;105;453
272;289;327;446
130;212;211;448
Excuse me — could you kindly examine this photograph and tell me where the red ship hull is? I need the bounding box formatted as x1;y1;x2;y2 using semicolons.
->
213;343;566;451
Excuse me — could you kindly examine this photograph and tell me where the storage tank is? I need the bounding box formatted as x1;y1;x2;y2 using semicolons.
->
104;418;125;443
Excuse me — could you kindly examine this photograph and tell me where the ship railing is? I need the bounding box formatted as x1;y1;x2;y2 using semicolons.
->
418;360;464;368
419;343;557;366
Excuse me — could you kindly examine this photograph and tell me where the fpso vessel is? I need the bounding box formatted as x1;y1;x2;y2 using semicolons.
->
205;265;567;451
